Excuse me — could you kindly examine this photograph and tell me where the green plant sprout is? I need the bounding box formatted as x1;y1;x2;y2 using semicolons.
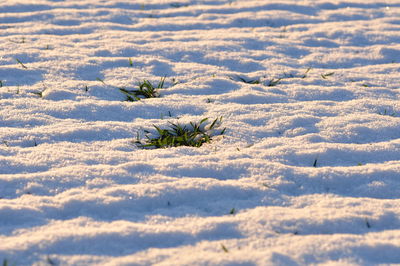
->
96;77;106;85
120;76;165;101
136;117;225;148
16;58;28;69
10;37;25;44
301;67;312;78
32;90;45;98
266;78;282;86
170;3;189;8
230;75;260;84
321;72;334;79
221;244;229;253
378;109;397;116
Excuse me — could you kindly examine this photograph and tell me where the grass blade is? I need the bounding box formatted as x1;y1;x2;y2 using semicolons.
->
16;58;28;69
321;72;334;79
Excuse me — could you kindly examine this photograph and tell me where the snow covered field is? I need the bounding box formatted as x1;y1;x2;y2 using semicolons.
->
1;0;400;265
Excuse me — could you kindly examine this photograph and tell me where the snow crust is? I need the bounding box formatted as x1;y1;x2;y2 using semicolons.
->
1;0;400;265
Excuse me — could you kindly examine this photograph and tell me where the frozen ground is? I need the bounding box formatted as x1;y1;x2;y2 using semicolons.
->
1;0;400;265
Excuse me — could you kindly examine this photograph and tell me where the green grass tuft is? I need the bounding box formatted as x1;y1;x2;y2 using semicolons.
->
378;109;396;117
10;37;25;44
120;77;165;101
32;90;45;98
230;75;260;84
301;67;312;78
170;3;189;8
266;78;282;86
136;117;225;148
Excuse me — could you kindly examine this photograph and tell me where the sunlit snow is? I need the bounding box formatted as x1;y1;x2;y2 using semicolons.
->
1;0;400;265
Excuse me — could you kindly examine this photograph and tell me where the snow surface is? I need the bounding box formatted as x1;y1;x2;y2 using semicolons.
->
1;0;400;265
